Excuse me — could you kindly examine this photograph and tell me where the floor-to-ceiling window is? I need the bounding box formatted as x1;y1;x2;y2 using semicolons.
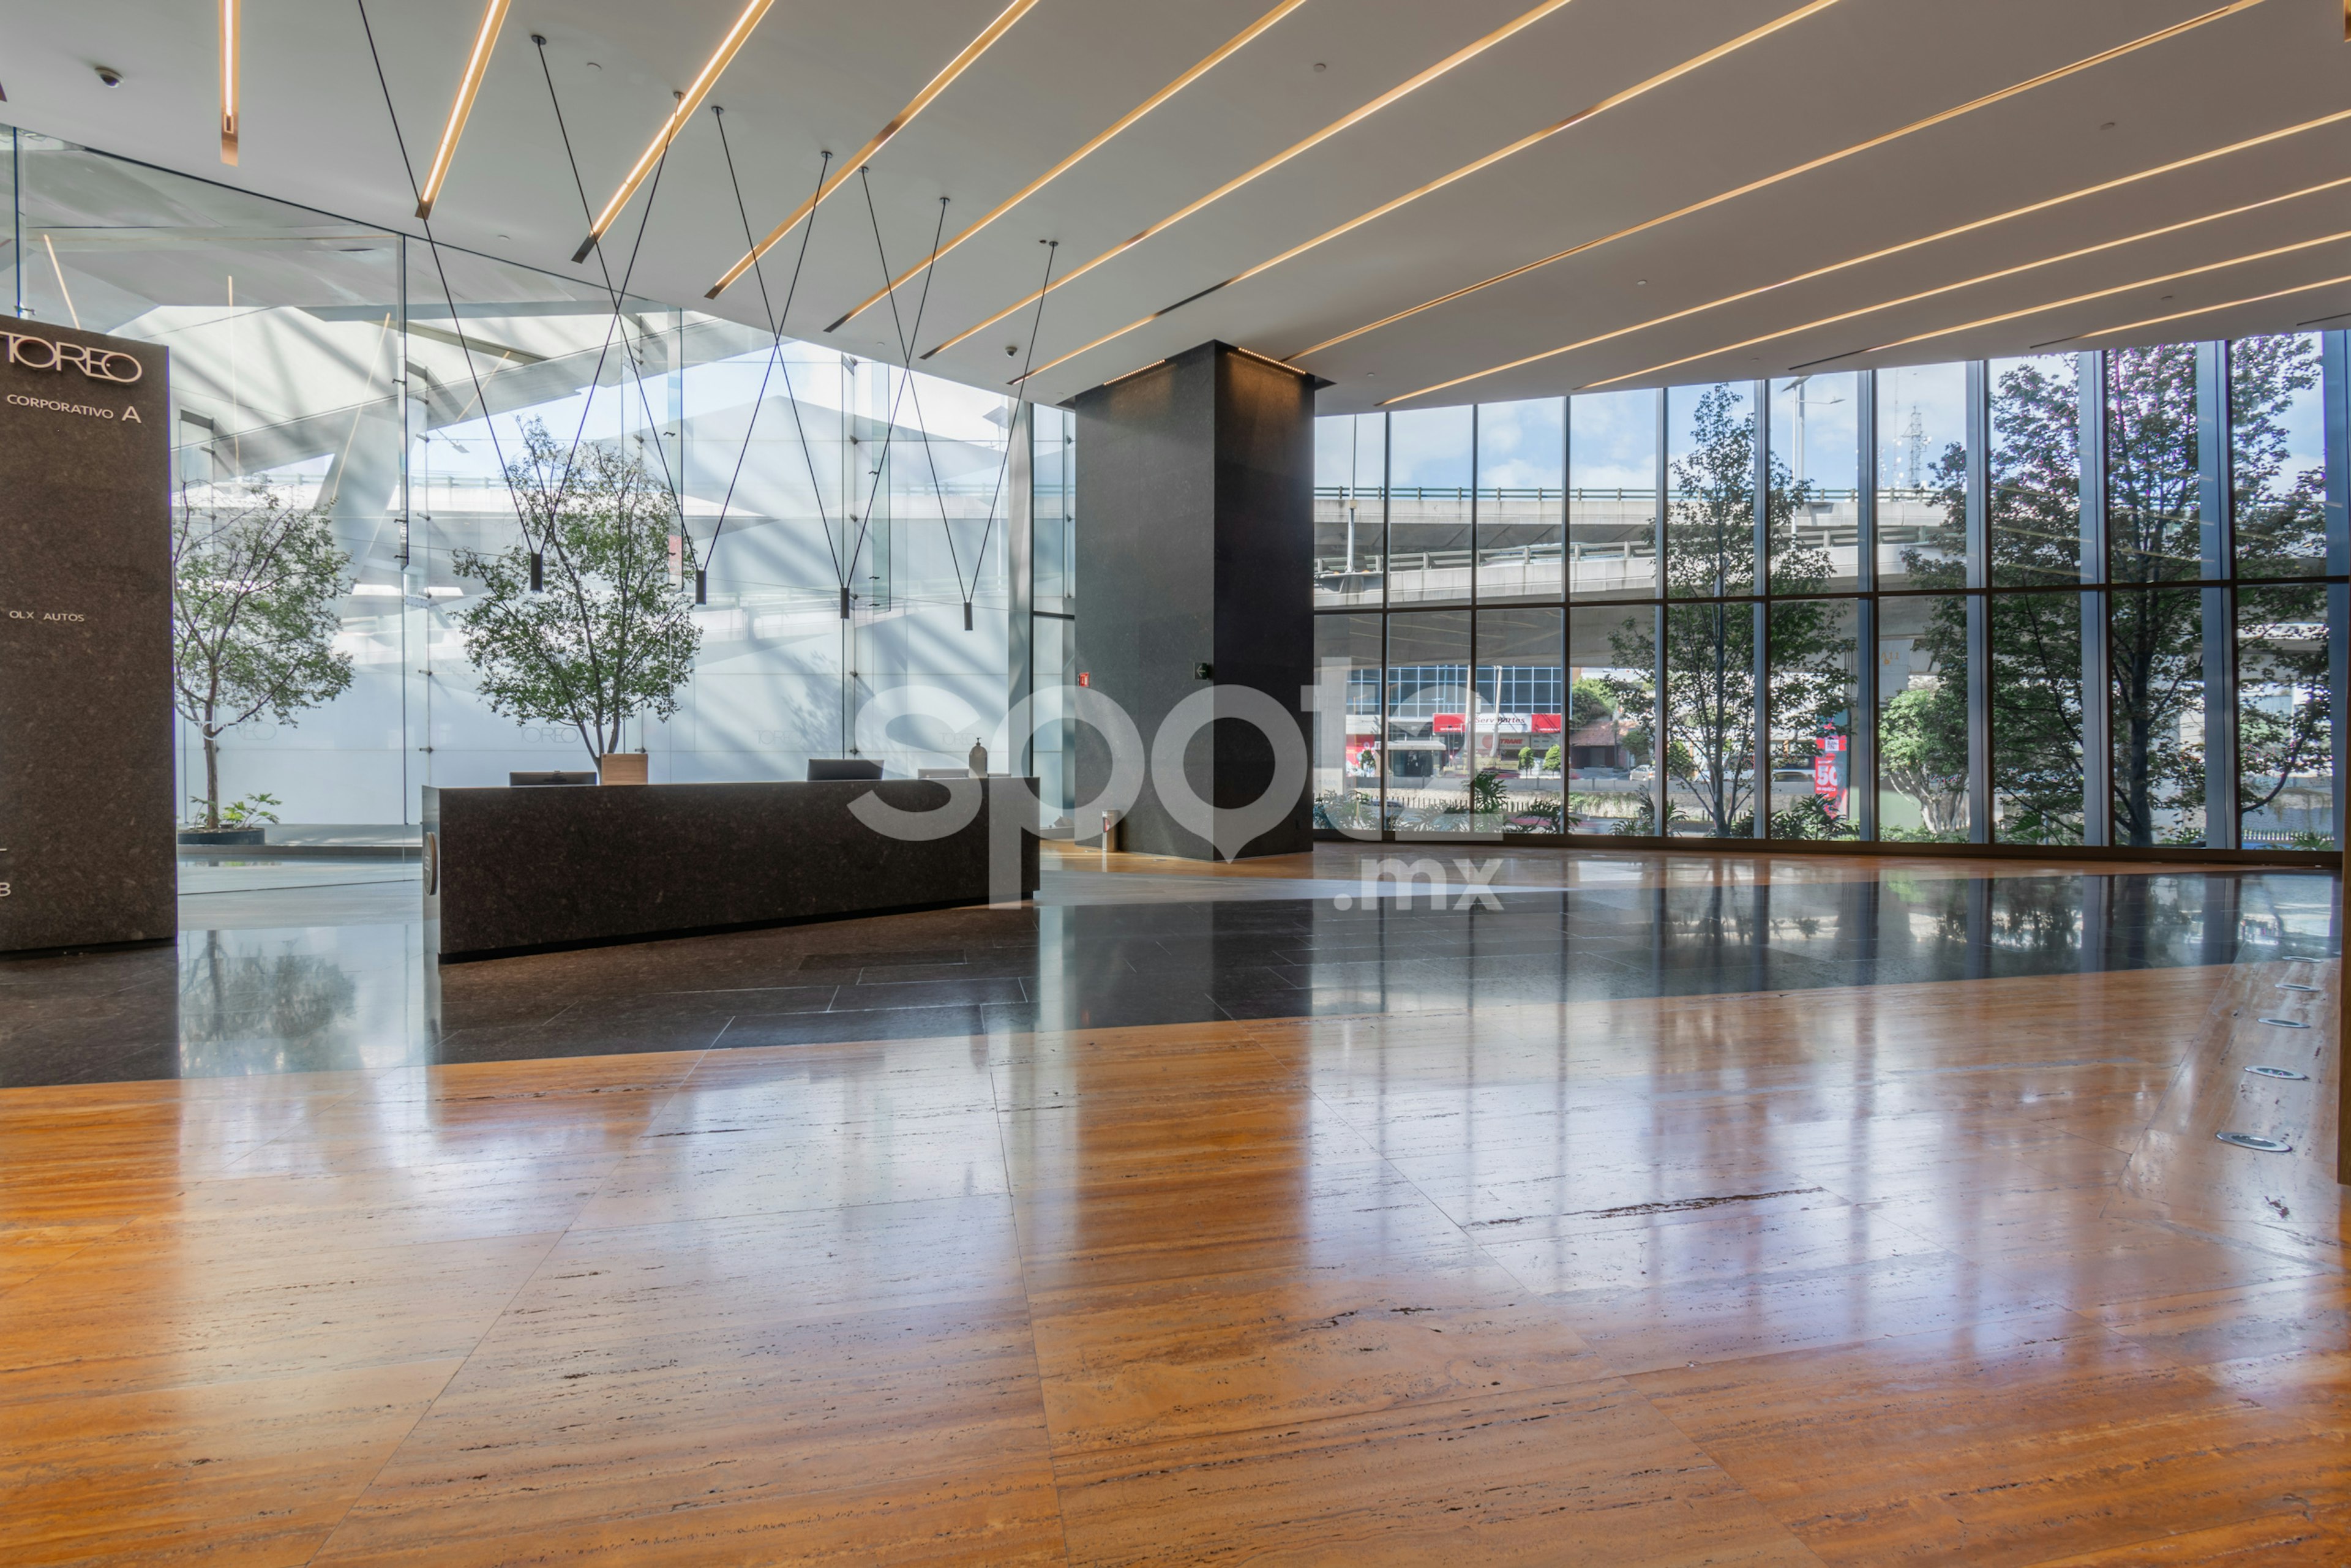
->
6;121;1056;828
1313;337;2344;854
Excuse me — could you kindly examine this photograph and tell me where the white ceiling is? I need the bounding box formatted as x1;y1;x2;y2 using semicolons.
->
4;0;2349;414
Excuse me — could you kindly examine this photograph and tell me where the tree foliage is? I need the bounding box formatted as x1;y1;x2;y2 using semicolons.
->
172;486;353;829
1886;340;2327;847
1606;384;1855;837
452;422;701;766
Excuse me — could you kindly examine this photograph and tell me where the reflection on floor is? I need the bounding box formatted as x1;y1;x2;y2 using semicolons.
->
1;847;2344;1563
0;846;2335;1086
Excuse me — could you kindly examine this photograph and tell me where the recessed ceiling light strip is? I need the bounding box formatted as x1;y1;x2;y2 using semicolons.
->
2072;271;2351;340
922;0;1587;361
1291;0;2268;363
1373;102;2351;405
1830;224;2351;366
574;0;778;261
219;0;239;164
1456;172;2351;399
824;0;1310;334
415;0;512;219
1007;0;1843;388
705;0;1040;296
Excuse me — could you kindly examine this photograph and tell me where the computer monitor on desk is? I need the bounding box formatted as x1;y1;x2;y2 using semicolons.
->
807;759;883;781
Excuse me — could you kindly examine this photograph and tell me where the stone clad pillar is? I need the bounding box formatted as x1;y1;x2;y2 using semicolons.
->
0;321;174;951
1073;342;1317;860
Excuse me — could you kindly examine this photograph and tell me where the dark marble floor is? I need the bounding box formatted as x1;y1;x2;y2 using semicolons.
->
0;853;2334;1086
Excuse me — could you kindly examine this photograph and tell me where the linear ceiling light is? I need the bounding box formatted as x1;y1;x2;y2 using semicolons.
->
923;0;1585;361
1007;0;1842;389
219;0;239;165
705;0;1038;296
1561;176;2351;393
414;0;511;220
1829;225;2351;366
574;0;778;262
2074;271;2351;340
1373;103;2351;406
825;0;1310;334
1293;0;2267;364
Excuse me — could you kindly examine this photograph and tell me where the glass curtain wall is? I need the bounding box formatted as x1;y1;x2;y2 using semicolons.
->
6;121;1053;827
1313;336;2345;853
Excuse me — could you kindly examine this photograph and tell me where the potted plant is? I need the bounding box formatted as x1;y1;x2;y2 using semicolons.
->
172;486;353;843
451;421;700;778
179;792;280;847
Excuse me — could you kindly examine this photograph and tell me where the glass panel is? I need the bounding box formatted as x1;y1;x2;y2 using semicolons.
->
2107;343;2199;584
21;137;414;824
1768;598;1860;838
2237;583;2334;848
2108;587;2205;847
1989;354;2079;585
1385;610;1477;830
27;118;1037;822
1877;362;1967;591
1877;594;1970;841
1034;404;1074;614
1567;605;1655;834
1769;373;1857;593
1663;601;1758;837
1031;614;1074;822
1990;591;2083;845
1474;397;1563;604
1569;389;1658;601
2230;333;2325;580
1312;612;1385;838
1475;606;1563;830
1313;411;1384;609
1665;381;1754;598
1386;406;1472;606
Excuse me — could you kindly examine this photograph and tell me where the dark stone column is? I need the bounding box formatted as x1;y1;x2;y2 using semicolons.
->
1073;342;1316;860
0;322;174;951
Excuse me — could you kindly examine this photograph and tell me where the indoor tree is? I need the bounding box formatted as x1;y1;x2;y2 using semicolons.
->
171;486;354;830
452;421;701;768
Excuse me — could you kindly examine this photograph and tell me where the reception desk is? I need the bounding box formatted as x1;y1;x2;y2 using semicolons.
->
422;778;1038;961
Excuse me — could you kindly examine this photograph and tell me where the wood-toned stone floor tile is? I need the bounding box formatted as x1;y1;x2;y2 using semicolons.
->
0;1218;131;1297
2016;1504;2351;1565
313;1461;1071;1567
1474;1187;1943;1296
2;1357;460;1567
2090;1273;2351;1371
0;1229;560;1402
311;1196;1057;1562
1027;1249;1608;1454
369;1048;703;1103
1631;1310;2351;1567
572;1115;1007;1229
1052;1382;1823;1567
1869;1184;2330;1307
1550;1248;2066;1375
1009;1157;1469;1292
153;1152;620;1250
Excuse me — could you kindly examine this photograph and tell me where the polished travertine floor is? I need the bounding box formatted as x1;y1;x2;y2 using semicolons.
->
2;849;2344;1563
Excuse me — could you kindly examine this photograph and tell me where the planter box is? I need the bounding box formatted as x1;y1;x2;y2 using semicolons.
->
178;828;266;846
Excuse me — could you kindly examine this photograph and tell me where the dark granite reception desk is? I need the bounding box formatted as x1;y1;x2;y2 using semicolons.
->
422;779;1039;961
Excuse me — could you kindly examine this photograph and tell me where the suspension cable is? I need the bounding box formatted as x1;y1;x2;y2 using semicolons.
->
966;238;1060;620
711;111;838;591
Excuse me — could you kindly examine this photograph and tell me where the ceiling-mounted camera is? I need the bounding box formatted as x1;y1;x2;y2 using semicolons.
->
94;65;124;88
